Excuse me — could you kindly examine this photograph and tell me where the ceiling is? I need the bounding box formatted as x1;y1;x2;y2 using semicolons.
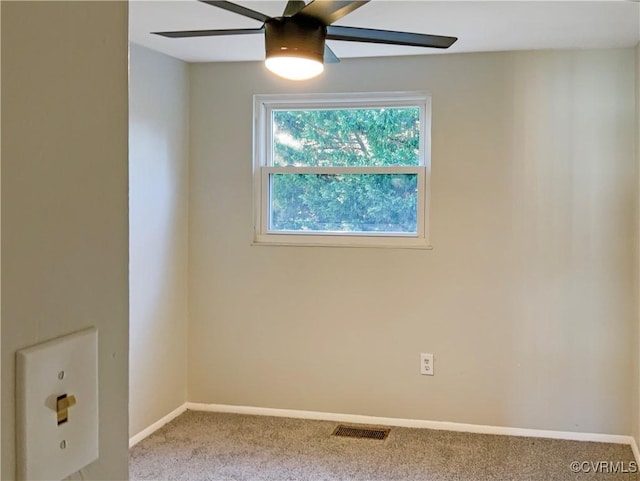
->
129;1;640;63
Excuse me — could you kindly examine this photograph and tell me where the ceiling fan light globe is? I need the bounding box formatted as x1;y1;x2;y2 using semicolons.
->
265;56;324;80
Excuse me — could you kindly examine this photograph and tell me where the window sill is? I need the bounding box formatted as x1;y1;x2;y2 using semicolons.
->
252;234;433;249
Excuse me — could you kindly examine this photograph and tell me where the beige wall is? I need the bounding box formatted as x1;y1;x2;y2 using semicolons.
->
635;41;640;447
129;44;189;437
1;4;3;476
189;48;637;435
1;2;129;479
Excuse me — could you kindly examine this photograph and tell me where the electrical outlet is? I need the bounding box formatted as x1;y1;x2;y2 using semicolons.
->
420;353;434;375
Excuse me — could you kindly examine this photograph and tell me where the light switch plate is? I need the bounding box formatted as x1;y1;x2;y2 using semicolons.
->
16;327;99;481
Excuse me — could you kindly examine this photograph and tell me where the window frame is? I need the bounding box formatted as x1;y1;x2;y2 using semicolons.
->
253;91;432;249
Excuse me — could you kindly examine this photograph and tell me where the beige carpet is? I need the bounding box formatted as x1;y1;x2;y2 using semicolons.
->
129;410;638;480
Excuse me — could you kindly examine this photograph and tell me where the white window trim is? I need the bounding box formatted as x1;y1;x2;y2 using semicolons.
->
253;91;433;249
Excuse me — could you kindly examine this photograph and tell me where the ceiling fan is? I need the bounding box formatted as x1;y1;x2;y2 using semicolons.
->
153;0;458;80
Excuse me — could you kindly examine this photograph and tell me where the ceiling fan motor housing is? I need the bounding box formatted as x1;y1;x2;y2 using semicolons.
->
265;17;326;63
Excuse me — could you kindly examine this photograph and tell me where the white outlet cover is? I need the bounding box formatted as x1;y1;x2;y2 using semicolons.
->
16;327;99;481
420;353;434;375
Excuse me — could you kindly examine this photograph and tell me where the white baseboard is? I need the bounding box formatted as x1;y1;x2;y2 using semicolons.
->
631;437;640;463
129;401;636;449
129;403;188;448
186;402;633;446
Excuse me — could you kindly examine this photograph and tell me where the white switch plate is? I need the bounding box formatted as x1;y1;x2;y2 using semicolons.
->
16;327;99;481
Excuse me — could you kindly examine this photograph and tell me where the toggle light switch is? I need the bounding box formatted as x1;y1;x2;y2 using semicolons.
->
16;327;99;481
56;394;77;425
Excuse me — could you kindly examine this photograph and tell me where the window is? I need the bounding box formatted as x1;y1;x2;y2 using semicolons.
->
253;92;431;248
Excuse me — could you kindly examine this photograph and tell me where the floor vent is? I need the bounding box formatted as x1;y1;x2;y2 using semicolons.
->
332;425;390;441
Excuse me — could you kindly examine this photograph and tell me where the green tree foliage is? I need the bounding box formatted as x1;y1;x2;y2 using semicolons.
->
273;107;420;167
270;107;420;233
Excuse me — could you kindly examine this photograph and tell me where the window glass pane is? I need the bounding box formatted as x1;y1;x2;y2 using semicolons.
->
270;173;418;234
272;107;420;167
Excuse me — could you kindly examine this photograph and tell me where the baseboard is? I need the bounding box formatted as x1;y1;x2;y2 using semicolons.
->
130;401;635;449
129;403;188;448
631;437;640;463
186;402;633;446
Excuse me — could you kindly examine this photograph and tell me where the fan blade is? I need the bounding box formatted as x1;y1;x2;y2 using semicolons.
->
297;1;369;25
283;0;306;17
326;25;457;49
324;45;340;63
153;27;264;38
199;1;269;23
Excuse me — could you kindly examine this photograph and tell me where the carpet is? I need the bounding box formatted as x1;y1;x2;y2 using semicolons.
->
129;410;638;480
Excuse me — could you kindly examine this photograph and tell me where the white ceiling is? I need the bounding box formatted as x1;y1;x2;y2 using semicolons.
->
129;1;640;63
